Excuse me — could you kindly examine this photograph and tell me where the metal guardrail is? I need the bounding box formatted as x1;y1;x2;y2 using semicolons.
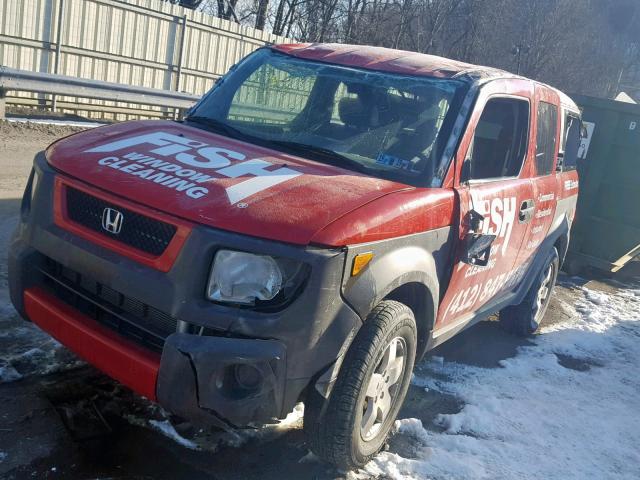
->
1;0;287;120
0;67;201;120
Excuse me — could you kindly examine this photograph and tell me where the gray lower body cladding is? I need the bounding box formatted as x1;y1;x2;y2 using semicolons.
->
158;333;288;428
9;152;362;427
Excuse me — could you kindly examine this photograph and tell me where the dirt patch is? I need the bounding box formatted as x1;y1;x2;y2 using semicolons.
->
0;120;87;199
398;384;464;433
555;353;603;372
0;120;86;140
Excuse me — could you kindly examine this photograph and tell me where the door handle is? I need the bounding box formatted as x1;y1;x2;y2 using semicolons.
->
519;199;535;223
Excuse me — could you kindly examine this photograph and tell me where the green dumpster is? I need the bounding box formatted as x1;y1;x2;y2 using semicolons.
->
564;94;640;274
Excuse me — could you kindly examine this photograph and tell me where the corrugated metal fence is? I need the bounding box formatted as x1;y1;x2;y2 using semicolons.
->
0;0;288;119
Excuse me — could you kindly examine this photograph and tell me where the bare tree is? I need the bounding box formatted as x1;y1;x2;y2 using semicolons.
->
172;0;640;99
255;0;270;29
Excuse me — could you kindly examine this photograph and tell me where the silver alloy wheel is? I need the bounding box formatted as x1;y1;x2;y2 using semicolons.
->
534;262;554;321
360;336;407;442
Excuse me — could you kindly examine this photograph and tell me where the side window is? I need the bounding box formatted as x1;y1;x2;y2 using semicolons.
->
561;114;581;171
535;101;558;175
468;97;529;180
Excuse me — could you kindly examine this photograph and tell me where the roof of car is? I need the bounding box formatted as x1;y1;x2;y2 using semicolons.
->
271;43;510;81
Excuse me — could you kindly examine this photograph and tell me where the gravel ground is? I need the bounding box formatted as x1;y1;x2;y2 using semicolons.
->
0;121;638;480
0;121;86;199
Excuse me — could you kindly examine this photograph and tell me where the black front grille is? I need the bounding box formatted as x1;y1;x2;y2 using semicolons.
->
39;257;177;353
66;187;177;256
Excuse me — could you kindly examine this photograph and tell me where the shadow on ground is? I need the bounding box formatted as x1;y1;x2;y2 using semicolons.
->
428;320;534;368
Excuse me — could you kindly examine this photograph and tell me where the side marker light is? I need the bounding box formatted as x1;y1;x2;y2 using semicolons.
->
351;252;374;276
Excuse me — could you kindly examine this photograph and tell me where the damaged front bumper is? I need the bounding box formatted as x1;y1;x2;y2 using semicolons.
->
158;333;286;428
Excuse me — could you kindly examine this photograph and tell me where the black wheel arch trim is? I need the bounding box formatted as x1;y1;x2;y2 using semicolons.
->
340;227;454;358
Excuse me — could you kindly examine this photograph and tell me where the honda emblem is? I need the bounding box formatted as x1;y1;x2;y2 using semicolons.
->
101;208;124;234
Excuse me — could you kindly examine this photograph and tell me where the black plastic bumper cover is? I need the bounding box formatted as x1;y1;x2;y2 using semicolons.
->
157;333;286;428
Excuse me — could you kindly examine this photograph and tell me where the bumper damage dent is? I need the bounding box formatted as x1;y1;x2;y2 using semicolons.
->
157;333;286;429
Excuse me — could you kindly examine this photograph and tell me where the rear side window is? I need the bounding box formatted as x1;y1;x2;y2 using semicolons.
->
561;114;581;171
535;102;558;175
467;97;529;180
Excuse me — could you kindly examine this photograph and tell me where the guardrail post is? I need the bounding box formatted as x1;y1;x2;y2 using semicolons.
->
173;15;188;120
175;15;188;92
0;89;6;120
52;0;65;112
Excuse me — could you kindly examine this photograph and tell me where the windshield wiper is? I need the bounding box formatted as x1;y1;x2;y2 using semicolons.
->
184;116;246;139
264;140;369;174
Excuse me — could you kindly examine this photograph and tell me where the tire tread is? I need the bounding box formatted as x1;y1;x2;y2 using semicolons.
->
499;247;559;336
304;300;416;469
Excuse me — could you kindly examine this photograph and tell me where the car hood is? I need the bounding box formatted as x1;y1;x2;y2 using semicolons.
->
46;120;413;245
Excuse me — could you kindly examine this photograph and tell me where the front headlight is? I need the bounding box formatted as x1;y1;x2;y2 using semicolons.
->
207;250;282;304
206;250;309;307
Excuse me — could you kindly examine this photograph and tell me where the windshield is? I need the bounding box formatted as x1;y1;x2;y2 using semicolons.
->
188;48;467;187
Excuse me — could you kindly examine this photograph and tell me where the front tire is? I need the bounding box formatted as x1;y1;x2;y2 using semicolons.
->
499;247;559;336
304;300;417;470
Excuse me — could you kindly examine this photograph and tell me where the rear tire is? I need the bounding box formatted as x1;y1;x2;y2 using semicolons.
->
304;300;417;470
499;247;559;336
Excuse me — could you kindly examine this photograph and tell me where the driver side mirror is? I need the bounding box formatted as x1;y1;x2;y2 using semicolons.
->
461;209;496;266
463;233;496;266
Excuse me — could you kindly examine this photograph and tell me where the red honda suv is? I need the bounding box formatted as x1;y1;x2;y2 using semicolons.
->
9;43;581;469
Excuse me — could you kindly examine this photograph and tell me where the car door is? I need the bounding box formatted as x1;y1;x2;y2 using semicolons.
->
435;79;537;336
516;88;562;266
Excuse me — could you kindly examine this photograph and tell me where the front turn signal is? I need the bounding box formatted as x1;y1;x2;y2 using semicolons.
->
351;252;374;276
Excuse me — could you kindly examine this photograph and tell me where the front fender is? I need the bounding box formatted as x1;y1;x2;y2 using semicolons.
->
341;227;453;324
310;227;452;399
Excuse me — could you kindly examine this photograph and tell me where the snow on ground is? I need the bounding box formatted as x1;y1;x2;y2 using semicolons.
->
354;280;640;480
0;201;84;382
0;363;21;383
127;401;306;453
0;301;84;383
148;420;200;450
138;406;304;453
